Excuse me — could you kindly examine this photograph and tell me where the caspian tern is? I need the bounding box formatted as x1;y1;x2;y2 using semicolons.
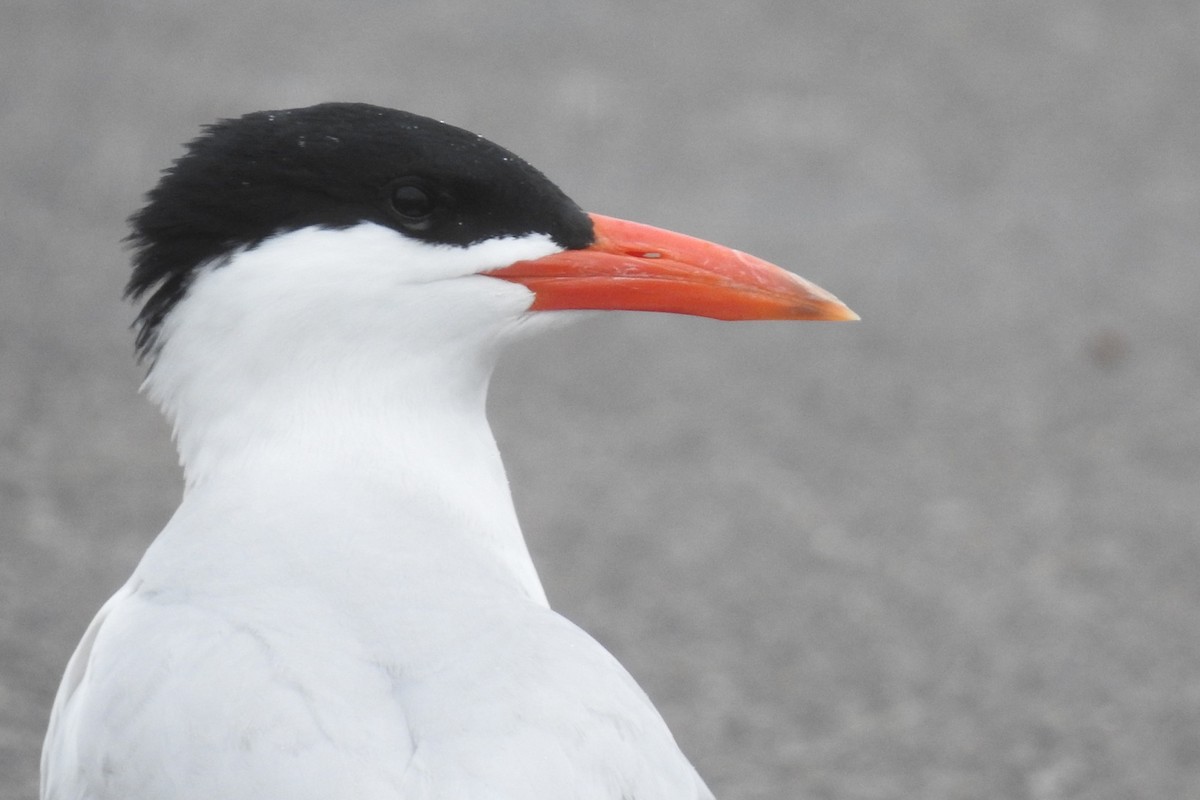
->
41;102;855;800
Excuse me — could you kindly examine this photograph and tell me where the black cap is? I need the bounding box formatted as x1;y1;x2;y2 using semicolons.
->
127;103;595;355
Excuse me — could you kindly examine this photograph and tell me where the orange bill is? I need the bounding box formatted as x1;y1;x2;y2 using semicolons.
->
486;213;858;322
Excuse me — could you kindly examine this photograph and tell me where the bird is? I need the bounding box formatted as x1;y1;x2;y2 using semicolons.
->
41;102;856;799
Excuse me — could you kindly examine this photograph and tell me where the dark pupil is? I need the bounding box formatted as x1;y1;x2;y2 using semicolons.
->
391;184;434;220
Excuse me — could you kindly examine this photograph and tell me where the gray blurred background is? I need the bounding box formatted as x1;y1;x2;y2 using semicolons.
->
2;1;1197;798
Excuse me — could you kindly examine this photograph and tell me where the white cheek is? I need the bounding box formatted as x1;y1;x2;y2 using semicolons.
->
146;222;561;401
150;222;560;356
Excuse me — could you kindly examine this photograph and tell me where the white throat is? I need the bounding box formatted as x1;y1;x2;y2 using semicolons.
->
141;223;565;604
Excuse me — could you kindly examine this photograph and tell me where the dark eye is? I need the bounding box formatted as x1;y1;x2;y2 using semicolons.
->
387;181;437;230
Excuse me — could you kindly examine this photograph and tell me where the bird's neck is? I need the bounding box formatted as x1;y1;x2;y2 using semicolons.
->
141;333;548;607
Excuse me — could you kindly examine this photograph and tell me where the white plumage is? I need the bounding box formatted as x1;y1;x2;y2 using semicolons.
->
43;224;713;799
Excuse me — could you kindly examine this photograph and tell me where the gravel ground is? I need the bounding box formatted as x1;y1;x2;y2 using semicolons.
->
2;1;1197;798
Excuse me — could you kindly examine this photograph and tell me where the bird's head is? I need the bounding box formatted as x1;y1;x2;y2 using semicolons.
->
126;103;855;477
128;102;854;359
